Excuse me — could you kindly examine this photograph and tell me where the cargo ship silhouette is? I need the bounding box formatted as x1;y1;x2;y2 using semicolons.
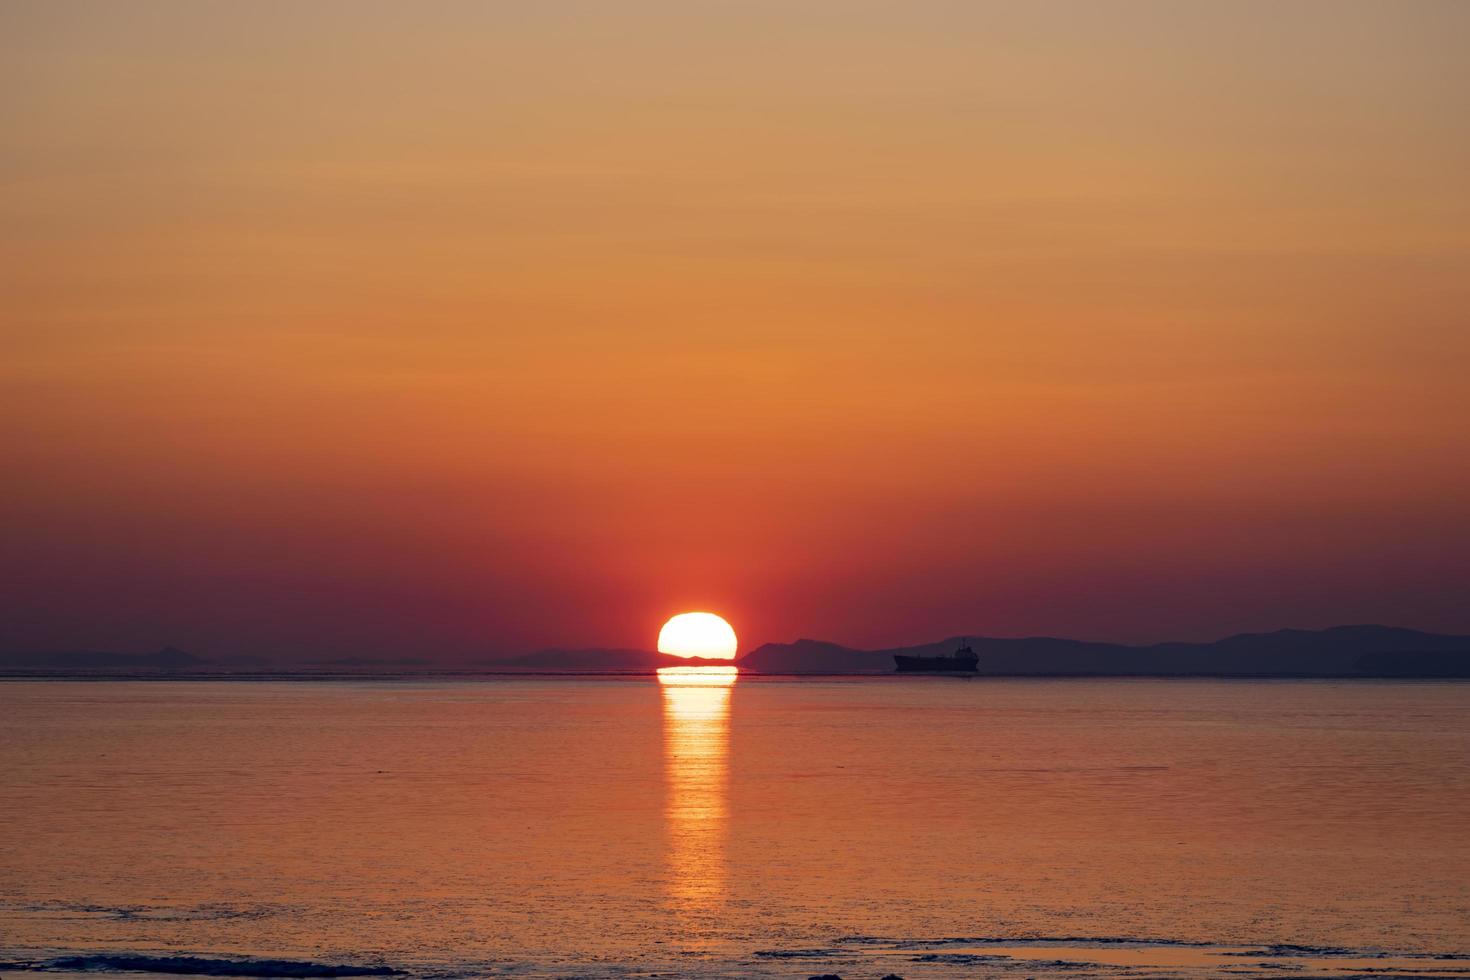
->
893;638;979;672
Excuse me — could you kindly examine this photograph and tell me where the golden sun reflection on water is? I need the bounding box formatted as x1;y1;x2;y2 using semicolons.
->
658;667;736;921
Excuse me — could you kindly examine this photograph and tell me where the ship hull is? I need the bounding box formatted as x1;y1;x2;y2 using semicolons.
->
893;654;979;673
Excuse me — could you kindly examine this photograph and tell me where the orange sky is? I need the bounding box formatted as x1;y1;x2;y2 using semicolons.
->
3;2;1468;659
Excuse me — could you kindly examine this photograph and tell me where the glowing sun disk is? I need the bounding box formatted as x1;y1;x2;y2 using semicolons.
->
658;612;738;660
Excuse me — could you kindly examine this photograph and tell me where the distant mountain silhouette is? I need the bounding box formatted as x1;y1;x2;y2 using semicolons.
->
739;638;894;672
740;626;1470;677
0;646;207;672
4;626;1467;677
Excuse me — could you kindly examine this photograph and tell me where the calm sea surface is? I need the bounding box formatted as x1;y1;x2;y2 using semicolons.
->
2;677;1468;980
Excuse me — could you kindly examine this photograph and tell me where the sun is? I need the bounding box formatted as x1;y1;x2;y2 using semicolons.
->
658;612;738;661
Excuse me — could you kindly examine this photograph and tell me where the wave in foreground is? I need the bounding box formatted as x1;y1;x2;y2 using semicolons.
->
0;955;403;977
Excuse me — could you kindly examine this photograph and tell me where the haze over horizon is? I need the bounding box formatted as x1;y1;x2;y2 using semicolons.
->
4;1;1468;660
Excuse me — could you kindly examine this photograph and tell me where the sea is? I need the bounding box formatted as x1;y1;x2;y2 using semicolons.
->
2;675;1468;980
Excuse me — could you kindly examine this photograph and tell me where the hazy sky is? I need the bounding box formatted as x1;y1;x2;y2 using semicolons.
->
4;1;1468;659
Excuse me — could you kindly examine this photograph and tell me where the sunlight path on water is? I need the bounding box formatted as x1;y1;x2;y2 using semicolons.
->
659;667;736;935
